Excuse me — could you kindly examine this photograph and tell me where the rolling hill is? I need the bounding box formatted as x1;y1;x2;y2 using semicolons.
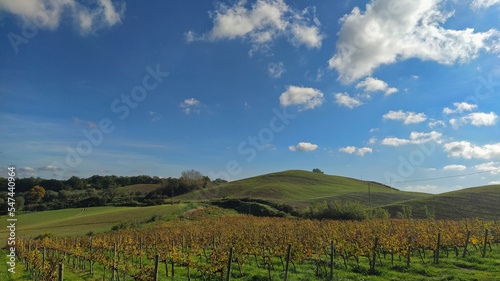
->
176;170;431;208
382;184;500;220
0;204;193;246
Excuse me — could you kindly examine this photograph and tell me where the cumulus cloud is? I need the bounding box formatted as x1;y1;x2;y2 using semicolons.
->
462;112;498;126
383;110;427;125
381;131;442;146
0;0;125;33
443;102;478;114
356;147;373;156
443;164;467;171
450;112;498;128
339;146;372;156
334;92;363;109
267;62;285;78
471;0;500;9
179;98;201;114
280;86;324;110
475;162;500;174
428;120;446;128
444;141;500;159
355;77;398;96
188;0;323;49
339;146;356;154
327;0;499;83
289;142;318;152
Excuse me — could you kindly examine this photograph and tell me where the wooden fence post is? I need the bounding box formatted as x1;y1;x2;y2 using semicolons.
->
435;233;441;264
284;244;291;281
226;248;233;281
58;263;63;281
482;229;489;258
463;231;470;258
330;241;335;280
407;236;412;268
153;254;159;281
370;237;378;273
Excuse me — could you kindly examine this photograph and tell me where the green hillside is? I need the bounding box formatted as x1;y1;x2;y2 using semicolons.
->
0;204;191;246
176;170;430;208
382;184;500;220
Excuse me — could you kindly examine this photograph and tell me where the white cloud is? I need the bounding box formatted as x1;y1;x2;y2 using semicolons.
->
327;0;499;83
462;112;498;126
149;111;163;122
290;23;323;48
443;164;467;171
280;86;324;110
339;146;356;154
412;75;420;79
405;184;437;191
383;110;427;125
356;147;373;156
334;92;363;109
381;131;442;146
339;146;372;156
471;0;500;9
192;0;323;49
444;141;500;159
489;181;500;185
368;137;377;144
381;137;410;146
267;62;285;78
179;98;201;114
443;102;478;114
289;142;318;152
0;0;125;33
475;162;500;174
355;77;398;96
428;120;446;128
449;112;498;128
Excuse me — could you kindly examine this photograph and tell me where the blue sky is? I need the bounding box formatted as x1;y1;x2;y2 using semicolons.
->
1;0;500;193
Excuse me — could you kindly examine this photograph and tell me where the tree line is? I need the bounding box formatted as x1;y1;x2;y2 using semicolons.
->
0;170;227;214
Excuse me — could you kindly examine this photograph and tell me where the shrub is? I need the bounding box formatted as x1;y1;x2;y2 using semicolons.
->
304;200;367;221
366;208;391;219
396;206;413;219
34;233;54;240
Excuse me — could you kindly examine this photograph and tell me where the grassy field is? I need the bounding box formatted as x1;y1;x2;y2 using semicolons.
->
382;184;500;220
0;204;191;246
177;170;431;209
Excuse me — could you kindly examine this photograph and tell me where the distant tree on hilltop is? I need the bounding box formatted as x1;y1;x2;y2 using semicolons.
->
312;168;324;174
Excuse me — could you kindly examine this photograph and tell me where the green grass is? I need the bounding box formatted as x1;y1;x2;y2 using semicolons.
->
0;204;190;245
177;170;430;209
3;244;499;280
382;184;500;220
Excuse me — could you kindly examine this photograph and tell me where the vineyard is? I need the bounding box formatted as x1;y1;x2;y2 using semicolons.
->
14;216;500;280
